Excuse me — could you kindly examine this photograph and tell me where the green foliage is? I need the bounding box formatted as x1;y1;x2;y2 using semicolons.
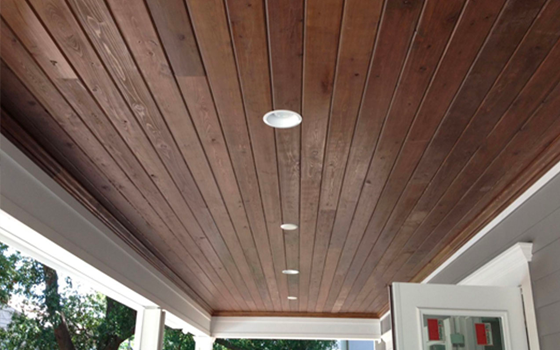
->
0;243;337;350
160;330;337;350
163;328;196;350
0;243;134;349
216;339;337;350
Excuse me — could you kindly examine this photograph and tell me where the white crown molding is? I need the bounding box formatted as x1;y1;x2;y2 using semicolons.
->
459;242;539;350
211;316;381;340
459;242;532;287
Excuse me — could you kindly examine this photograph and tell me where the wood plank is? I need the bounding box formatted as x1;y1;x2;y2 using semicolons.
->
307;0;383;313
212;311;377;318
298;0;345;312
62;0;259;310
324;0;509;311
377;0;560;290
0;105;213;312
1;2;238;310
329;0;467;313
329;0;546;312
357;45;560;311
142;0;280;312
186;0;284;311
142;0;204;77
0;28;225;308
266;0;304;311
372;0;548;288
409;79;560;284
106;0;273;311
320;0;426;313
224;0;290;311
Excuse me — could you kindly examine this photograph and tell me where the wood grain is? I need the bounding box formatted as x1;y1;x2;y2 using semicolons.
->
266;0;304;310
2;0;558;315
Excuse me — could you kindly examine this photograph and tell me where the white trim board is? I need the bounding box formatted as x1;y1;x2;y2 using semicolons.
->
211;316;381;340
0;137;211;336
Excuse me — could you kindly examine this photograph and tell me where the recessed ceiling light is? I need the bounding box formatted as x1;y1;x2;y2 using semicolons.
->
280;223;298;230
282;269;299;275
263;110;302;129
287;296;298;300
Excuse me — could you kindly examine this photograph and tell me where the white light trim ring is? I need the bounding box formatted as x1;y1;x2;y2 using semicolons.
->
280;223;298;230
263;110;302;129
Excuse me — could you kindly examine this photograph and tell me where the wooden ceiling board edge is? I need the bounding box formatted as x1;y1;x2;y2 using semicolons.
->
211;311;379;319
347;0;560;312
348;0;548;310
105;0;273;311
62;0;258;310
319;0;425;313
307;0;384;313
332;0;509;312
402;78;560;286
0;107;214;312
185;0;286;311
331;0;466;313
298;0;345;312
265;0;304;312
223;0;290;312
0;8;234;310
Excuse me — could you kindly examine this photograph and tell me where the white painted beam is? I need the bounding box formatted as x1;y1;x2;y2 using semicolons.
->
0;137;211;336
211;317;381;340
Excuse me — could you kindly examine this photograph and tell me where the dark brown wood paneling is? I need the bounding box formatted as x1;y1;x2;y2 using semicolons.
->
331;0;467;312
307;0;383;313
0;59;216;309
298;0;345;311
321;0;426;313
2;0;558;316
106;0;273;312
266;0;304;311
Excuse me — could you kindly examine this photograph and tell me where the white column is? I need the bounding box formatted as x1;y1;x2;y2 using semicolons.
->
135;307;166;350
194;336;216;350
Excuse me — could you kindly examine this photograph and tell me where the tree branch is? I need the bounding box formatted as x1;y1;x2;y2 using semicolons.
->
216;339;253;350
43;265;76;350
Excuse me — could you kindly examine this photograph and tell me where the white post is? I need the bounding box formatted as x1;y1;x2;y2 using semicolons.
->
135;307;166;350
194;336;216;350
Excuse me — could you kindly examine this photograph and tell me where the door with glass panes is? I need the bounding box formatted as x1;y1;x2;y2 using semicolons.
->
390;283;529;350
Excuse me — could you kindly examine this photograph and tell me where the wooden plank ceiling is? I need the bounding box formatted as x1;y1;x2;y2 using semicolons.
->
2;0;560;317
